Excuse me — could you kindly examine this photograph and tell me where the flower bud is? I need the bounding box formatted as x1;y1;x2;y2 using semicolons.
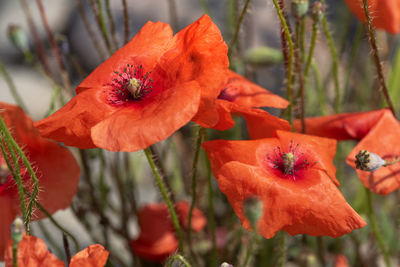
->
219;263;233;267
7;24;30;54
243;196;263;229
355;150;385;172
310;2;324;23
291;0;309;19
245;46;283;66
11;217;24;244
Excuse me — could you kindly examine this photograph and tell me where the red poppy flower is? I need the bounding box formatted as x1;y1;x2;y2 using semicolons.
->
0;102;80;260
293;109;400;195
202;130;366;238
343;0;400;33
131;201;206;262
335;254;349;267
212;70;290;132
346;110;400;195
35;15;228;152
4;235;108;267
293;109;388;140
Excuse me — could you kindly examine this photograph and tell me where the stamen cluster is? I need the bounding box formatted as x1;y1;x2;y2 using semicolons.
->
108;64;154;105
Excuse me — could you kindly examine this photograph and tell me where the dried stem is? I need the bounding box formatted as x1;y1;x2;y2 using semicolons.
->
121;0;130;44
362;0;396;116
167;0;179;32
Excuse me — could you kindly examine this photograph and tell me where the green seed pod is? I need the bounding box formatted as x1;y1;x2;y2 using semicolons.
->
310;2;324;23
291;0;309;19
7;24;30;54
243;196;263;229
11;217;24;244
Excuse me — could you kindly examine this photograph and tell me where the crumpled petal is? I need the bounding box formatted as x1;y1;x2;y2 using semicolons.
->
293;109;388;141
5;235;64;267
69;244;109;267
343;0;400;34
217;161;366;238
346;110;400;195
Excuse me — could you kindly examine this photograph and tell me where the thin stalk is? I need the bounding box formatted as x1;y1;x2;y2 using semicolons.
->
279;232;286;267
0;61;28;112
105;0;118;50
187;127;205;262
165;254;192;267
45;85;62;116
88;0;112;54
272;0;295;124
229;0;251;54
167;0;178;32
76;0;106;61
36;0;73;95
36;220;63;257
242;232;258;267
205;149;217;266
303;19;319;86
362;0;396;116
62;233;71;264
12;242;18;267
0;141;26;224
294;18;305;132
320;12;340;113
144;148;184;252
121;0;130;44
18;0;51;75
365;188;391;267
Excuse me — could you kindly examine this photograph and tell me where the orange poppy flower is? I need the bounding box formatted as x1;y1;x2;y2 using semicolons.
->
0;102;80;260
202;130;366;238
343;0;400;34
35;15;228;152
293;109;400;195
293;109;388;140
212;70;290;132
335;254;349;267
4;235;108;267
131;201;206;262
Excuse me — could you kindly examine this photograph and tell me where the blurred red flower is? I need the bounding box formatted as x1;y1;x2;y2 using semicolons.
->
294;109;400;195
0;102;80;260
203;130;366;238
343;0;400;33
131;201;206;262
35;15;228;152
212;70;290;135
4;235;108;267
335;254;349;267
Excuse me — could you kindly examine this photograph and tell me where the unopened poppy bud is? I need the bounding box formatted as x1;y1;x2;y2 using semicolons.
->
291;0;309;19
7;24;30;54
355;150;385;172
243;196;263;229
11;217;24;244
219;263;233;267
245;46;283;66
310;2;324;23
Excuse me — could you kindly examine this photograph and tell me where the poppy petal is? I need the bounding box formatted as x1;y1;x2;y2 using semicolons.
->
158;14;228;127
223;70;289;108
346;110;400;195
77;21;174;92
34;89;115;149
5;235;64;267
91;81;201;151
69;244;109;267
0;195;17;261
176;201;207;232
217;161;366;238
293;109;388;141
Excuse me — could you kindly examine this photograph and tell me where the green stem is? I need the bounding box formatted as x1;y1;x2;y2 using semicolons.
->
121;0;129;44
303;20;319;86
0;116;40;229
273;0;295;124
242;232;258;267
229;0;251;55
165;254;192;267
12;243;18;267
320;13;340;113
365;188;391;267
311;61;327;115
187;127;205;261
0;119;26;227
143;148;184;252
0;61;28;112
105;0;118;50
362;0;396;116
279;232;286;267
205;149;217;266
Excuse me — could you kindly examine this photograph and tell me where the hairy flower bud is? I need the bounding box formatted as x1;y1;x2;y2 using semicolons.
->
310;2;324;23
7;25;30;54
355;150;385;172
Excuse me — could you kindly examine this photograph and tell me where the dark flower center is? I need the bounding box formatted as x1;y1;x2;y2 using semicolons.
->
269;141;314;180
107;64;154;106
